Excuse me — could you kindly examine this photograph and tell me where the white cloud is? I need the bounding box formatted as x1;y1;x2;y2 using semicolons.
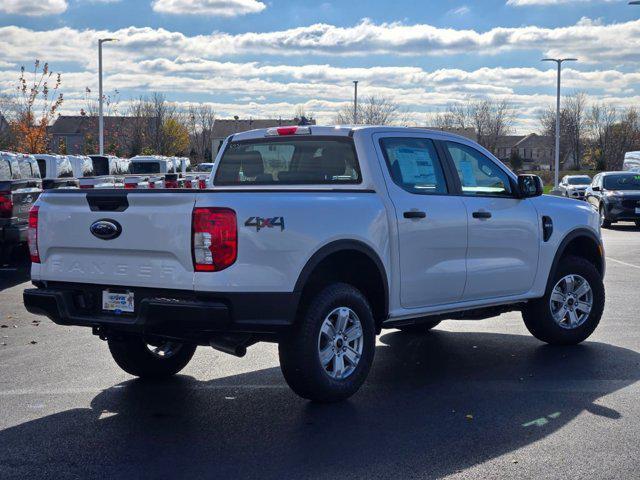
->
151;0;266;16
0;0;67;16
507;0;614;5
449;6;470;15
3;18;640;63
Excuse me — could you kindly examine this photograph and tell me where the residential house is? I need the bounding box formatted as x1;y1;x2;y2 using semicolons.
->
48;115;157;156
495;133;555;170
210;117;317;157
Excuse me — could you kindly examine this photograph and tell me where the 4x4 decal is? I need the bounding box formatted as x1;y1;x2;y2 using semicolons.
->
244;216;285;232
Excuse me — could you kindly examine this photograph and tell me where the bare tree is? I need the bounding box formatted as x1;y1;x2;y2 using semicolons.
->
565;92;587;169
587;102;618;170
187;104;216;162
430;99;514;153
334;95;401;125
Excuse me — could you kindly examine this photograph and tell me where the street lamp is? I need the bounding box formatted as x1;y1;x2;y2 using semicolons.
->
353;81;359;124
98;38;116;155
542;57;577;188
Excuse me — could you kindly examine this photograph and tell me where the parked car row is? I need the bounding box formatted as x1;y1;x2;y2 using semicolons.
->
558;171;640;228
0;151;213;264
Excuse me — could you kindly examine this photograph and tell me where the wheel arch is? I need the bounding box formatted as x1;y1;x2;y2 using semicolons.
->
293;240;389;331
548;228;604;291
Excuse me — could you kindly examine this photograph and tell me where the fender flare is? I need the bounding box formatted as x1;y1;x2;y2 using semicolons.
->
547;228;604;291
293;240;389;319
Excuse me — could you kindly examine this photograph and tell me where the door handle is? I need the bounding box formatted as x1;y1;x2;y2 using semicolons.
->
404;210;426;219
472;211;492;219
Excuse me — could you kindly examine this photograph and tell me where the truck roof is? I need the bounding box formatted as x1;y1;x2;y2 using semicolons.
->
228;125;476;143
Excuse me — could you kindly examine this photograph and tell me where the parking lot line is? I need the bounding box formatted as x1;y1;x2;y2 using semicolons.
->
606;257;640;270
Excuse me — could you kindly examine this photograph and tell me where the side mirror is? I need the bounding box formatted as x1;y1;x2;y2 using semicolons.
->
517;174;543;198
592;186;601;192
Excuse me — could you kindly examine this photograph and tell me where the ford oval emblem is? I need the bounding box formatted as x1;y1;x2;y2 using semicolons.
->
90;219;122;240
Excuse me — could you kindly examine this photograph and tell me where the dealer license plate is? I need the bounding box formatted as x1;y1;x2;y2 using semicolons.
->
102;291;135;313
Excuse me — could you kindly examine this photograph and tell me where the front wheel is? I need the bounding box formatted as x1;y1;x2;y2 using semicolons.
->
107;335;197;379
600;205;611;228
522;255;604;345
279;283;376;402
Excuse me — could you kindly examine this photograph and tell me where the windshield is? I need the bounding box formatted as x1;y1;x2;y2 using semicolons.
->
129;162;160;174
197;164;213;172
604;174;640;191
215;137;360;185
567;177;591;185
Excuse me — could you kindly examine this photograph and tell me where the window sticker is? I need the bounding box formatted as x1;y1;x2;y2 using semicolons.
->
395;148;435;184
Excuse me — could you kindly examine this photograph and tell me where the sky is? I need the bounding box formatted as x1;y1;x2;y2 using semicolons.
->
2;0;640;132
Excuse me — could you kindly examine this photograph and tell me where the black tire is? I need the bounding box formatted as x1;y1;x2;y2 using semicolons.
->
600;204;611;228
397;319;442;333
279;283;376;403
107;335;197;379
522;255;604;345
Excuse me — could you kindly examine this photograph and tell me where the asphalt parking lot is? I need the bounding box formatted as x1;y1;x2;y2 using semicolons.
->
1;227;639;480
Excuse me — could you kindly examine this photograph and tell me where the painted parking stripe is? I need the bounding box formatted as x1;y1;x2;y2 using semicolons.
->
606;257;640;270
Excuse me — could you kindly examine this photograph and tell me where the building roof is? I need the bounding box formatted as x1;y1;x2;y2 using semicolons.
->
50;115;156;135
211;118;316;139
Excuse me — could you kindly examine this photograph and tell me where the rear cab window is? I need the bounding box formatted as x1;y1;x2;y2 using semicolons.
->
214;137;361;185
130;162;160;174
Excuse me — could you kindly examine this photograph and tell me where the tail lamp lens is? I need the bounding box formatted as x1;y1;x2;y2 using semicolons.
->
0;192;12;219
198;179;207;189
192;207;237;272
28;205;40;263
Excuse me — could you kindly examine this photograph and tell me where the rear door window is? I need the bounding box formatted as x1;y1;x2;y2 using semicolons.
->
379;138;448;195
215;137;360;185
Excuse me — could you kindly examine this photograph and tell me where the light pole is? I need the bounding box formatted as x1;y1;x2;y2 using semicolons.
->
353;81;359;124
542;57;577;188
98;38;116;155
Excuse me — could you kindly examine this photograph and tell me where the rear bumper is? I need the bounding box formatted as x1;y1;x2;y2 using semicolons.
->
0;223;28;246
24;283;299;337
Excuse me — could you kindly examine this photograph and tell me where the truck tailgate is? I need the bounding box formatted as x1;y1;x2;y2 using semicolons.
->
33;191;197;289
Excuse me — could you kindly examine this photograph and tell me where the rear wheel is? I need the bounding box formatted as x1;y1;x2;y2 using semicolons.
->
279;283;375;402
397;319;442;333
522;255;604;345
107;335;197;379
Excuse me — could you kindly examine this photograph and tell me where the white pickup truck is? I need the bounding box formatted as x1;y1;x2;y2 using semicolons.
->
24;126;605;402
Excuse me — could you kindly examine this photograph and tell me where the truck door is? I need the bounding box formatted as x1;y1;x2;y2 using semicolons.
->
375;134;468;309
441;140;539;301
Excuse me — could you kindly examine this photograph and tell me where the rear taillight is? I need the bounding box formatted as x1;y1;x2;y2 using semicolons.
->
165;180;179;189
148;182;155;189
198;179;207;189
125;182;136;189
192;207;237;272
184;180;192;188
0;191;12;219
28;205;40;263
